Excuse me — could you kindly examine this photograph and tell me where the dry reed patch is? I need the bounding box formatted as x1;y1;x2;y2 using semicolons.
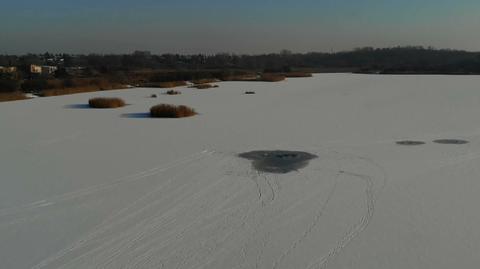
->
150;104;197;118
191;78;219;84
40;83;126;97
143;81;187;88
0;92;29;102
165;90;181;95
191;84;219;89
88;97;126;109
42;86;98;97
220;74;258;81
284;72;313;78
259;74;286;82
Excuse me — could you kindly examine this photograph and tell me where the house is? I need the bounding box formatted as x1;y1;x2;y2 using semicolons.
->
41;66;58;75
30;64;42;74
29;65;58;75
0;66;17;73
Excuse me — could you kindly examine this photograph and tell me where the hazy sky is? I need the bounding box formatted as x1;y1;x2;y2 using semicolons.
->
1;0;480;54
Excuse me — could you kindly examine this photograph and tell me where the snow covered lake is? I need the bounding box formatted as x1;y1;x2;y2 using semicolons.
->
1;74;480;268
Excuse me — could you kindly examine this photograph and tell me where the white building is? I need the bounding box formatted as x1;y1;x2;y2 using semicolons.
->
41;66;58;75
30;64;42;74
0;66;17;73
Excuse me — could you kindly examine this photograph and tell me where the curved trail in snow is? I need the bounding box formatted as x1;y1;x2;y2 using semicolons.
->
273;170;341;269
0;150;213;219
307;152;387;269
307;170;375;269
29;149;387;269
30;150;215;269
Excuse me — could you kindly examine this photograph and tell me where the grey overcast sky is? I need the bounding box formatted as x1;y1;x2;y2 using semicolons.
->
1;0;480;54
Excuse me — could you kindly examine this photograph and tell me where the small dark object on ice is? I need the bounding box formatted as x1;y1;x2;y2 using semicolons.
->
239;150;317;174
433;139;469;145
165;90;181;95
396;140;426;146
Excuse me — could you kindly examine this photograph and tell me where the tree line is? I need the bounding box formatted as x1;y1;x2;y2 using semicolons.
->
2;46;480;93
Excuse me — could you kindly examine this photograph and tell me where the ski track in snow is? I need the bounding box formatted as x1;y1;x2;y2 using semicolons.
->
251;171;278;207
27;149;387;269
0;150;213;219
236;149;386;269
4;74;480;269
30;150;216;269
273;170;341;269
307;152;387;269
36;132;83;147
308;170;375;269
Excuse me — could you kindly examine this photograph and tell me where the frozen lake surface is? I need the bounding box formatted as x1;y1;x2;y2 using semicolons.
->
1;74;480;268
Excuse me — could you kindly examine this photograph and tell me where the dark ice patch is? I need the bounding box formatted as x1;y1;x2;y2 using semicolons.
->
238;150;318;174
433;139;469;145
396;140;426;146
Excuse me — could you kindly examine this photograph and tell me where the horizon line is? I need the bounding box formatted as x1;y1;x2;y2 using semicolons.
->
2;45;479;56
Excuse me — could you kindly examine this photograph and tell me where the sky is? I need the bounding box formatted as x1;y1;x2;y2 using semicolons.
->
1;0;480;54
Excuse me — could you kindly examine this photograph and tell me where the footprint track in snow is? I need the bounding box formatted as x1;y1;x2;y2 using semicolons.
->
307;152;387;269
30;149;387;269
0;150;213;219
30;150;216;269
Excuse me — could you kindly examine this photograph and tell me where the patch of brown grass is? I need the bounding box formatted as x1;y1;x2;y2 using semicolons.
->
284;72;313;78
190;84;219;89
142;81;187;88
259;74;286;82
165;90;181;95
41;86;98;97
220;74;258;81
0;92;29;102
40;83;126;97
150;104;197;118
191;78;219;84
46;79;66;89
88;97;126;109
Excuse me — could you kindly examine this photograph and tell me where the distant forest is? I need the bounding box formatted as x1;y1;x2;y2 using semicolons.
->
2;46;480;98
2;46;480;75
